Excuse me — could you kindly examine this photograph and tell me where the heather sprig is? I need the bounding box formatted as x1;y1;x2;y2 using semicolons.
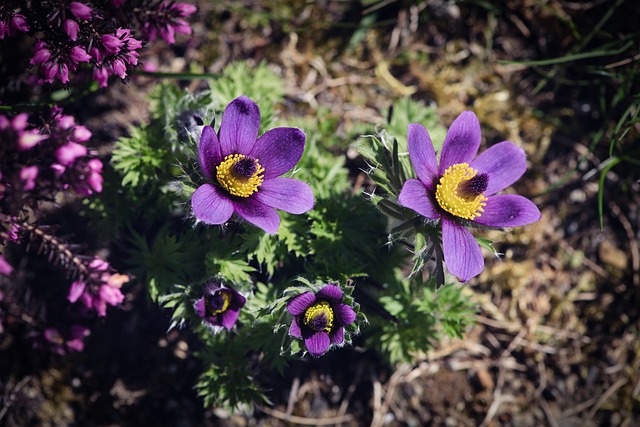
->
0;108;102;218
0;0;196;90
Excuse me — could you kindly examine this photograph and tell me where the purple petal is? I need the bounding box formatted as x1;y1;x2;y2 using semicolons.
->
442;217;484;282
470;141;527;196
473;194;541;227
408;123;438;189
398;179;440;220
289;319;302;338
330;326;345;345
439;111;482;174
229;289;247;310
333;304;356;326
219;96;260;156
192;184;234;225
233;197;281;234
287;291;316;315
194;297;206;318
316;284;342;303
199;125;222;179
220;308;240;330
253;178;314;214
305;331;330;357
250;127;305;179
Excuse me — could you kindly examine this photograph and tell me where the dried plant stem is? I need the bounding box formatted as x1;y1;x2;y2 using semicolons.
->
19;221;89;279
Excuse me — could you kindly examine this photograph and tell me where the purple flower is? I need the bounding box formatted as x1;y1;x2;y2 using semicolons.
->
0;255;13;276
19;165;38;190
0;13;29;39
194;283;246;330
69;2;93;20
63;19;79;41
43;325;90;354
287;284;357;357
55;141;87;166
101;34;123;55
398;111;541;282
192;96;314;234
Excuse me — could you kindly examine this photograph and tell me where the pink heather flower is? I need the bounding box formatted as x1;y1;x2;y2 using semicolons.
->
0;255;13;276
56;112;75;129
55;141;87;166
51;163;66;176
85;158;104;194
287;284;357;357
93;66;109;88
73;125;92;142
101;34;123;55
398;111;542;281
11;14;29;32
195;283;246;330
94;284;124;316
68;280;86;303
18;129;48;151
88;257;109;271
63;19;79;41
69;2;93;20
70;45;91;63
99;283;125;306
44;326;90;354
89;46;102;63
30;44;52;64
19;166;38;190
12;113;27;130
58;63;70;84
112;59;127;79
192;96;314;234
0;13;29;39
111;0;126;7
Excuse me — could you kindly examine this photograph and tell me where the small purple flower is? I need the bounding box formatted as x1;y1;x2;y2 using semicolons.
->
192;96;314;234
69;2;93;20
194;283;246;330
0;255;13;276
19;165;38;190
55;141;87;166
63;19;79;41
101;34;123;55
398;111;541;282
287;284;357;357
0;13;29;39
43;325;90;354
70;45;91;63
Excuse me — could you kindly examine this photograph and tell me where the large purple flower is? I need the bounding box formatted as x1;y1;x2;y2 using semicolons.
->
195;283;246;330
398;111;541;282
287;284;357;357
191;96;314;234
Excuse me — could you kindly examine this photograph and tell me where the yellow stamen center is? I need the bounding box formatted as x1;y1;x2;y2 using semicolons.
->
435;163;488;220
304;301;334;333
206;289;232;315
216;154;265;197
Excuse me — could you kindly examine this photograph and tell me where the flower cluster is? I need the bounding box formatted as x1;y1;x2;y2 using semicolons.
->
0;108;103;284
0;108;102;217
26;1;143;87
42;325;91;355
140;1;197;45
1;0;196;88
398;111;541;281
67;257;129;317
0;4;28;39
192;96;314;234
